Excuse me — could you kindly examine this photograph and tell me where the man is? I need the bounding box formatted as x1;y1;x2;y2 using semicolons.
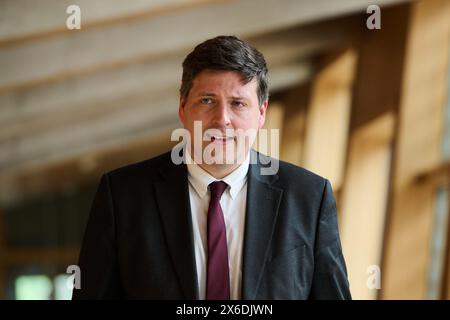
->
73;35;351;300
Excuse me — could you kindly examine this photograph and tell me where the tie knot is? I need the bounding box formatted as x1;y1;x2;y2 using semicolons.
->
209;181;228;200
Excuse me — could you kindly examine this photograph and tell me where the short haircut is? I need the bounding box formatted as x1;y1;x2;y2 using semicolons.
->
180;35;269;105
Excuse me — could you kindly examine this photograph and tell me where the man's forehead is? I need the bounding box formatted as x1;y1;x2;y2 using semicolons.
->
191;70;257;96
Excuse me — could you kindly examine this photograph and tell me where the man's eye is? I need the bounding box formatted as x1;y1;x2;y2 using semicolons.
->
200;98;213;105
232;101;245;108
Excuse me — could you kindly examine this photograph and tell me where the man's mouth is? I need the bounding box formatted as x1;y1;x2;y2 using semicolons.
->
208;135;235;144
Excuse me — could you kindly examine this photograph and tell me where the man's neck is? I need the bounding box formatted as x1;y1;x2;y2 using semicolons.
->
197;162;241;179
185;147;250;179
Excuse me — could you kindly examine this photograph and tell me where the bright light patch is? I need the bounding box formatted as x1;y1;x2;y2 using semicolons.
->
54;274;73;300
15;275;52;300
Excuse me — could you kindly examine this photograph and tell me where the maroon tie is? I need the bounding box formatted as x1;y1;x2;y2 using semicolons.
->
206;181;230;300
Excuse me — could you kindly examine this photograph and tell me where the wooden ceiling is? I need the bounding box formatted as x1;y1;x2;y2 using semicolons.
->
0;0;409;206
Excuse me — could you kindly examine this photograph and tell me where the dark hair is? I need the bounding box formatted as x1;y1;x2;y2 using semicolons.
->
180;35;269;105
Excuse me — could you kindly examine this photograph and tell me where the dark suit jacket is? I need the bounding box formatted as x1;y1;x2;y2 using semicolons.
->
72;149;351;299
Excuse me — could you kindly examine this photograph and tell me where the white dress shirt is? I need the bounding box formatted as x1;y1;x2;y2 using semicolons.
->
186;152;249;300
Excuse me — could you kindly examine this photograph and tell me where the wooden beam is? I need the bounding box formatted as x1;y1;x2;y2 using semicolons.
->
350;3;410;131
0;0;402;93
302;48;357;190
269;62;313;94
382;0;450;299
0;93;179;169
279;85;309;166
416;161;450;187
254;102;285;158
0;0;218;45
340;112;395;300
263;102;285;132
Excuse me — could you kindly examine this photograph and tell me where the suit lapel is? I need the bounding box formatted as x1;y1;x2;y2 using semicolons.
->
153;157;199;299
242;151;283;299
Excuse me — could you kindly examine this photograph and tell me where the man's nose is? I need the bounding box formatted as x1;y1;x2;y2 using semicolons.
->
212;102;231;127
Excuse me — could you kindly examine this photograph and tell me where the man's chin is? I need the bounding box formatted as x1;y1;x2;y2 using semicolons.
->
201;149;247;166
187;141;249;165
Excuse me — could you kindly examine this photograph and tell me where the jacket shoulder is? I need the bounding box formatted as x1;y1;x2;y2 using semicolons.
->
277;159;327;186
262;155;329;195
105;150;174;183
256;151;327;190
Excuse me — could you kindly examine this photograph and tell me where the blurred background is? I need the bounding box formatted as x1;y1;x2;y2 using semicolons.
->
0;0;449;300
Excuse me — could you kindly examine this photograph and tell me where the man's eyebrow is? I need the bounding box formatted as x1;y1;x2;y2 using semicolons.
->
198;92;217;96
230;96;247;100
197;92;249;100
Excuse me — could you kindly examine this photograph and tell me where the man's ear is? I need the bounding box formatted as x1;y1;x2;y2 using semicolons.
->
258;100;269;129
178;96;186;124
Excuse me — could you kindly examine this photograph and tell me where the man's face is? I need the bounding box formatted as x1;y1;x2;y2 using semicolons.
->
179;70;268;166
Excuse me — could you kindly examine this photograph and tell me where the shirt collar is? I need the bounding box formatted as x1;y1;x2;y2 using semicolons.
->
186;150;250;200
